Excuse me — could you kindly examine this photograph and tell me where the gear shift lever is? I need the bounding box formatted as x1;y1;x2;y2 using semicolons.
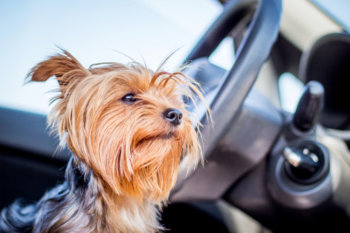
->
281;81;328;184
292;81;324;131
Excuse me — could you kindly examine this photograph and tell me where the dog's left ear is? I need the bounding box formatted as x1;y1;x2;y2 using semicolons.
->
28;50;89;88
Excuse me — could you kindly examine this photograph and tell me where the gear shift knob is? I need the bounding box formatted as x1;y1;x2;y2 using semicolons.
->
293;81;324;131
283;146;319;174
282;140;329;185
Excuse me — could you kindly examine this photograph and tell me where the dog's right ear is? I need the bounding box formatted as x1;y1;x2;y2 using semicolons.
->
28;50;89;87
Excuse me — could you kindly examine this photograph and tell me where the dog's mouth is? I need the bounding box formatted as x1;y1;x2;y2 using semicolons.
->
135;132;176;148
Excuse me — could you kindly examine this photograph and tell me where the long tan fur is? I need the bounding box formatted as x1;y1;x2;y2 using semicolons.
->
5;50;204;232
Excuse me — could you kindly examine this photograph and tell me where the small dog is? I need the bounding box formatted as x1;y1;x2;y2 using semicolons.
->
0;50;204;233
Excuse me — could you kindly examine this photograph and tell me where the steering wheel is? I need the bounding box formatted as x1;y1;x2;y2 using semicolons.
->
171;0;282;201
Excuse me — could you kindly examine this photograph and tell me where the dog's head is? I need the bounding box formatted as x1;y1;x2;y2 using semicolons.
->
28;50;202;201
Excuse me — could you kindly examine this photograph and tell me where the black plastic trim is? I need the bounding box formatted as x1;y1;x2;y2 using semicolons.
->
0;107;70;161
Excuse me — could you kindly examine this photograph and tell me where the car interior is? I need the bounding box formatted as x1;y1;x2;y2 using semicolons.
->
1;0;350;232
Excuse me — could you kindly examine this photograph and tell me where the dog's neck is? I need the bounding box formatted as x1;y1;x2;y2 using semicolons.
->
68;158;161;233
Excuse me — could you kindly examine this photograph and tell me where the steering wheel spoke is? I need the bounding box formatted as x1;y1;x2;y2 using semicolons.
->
171;0;282;201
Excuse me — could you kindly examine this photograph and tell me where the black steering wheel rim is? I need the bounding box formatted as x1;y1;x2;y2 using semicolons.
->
172;0;282;200
194;0;282;158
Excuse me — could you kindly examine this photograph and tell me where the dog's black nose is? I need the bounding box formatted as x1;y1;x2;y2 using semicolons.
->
163;108;182;126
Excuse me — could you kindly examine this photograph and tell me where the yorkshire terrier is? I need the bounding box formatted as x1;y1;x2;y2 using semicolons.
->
0;50;204;233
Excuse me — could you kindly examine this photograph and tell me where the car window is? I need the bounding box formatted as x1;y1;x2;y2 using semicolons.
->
311;0;350;32
0;0;224;114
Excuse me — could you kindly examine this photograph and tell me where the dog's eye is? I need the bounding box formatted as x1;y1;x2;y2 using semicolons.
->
121;93;139;103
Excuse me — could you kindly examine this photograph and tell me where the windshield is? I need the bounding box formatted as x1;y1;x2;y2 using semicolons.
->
311;0;350;32
0;0;224;114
